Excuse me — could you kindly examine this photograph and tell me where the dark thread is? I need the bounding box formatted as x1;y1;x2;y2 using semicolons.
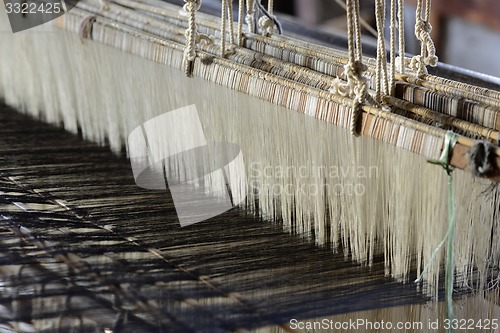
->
468;140;495;177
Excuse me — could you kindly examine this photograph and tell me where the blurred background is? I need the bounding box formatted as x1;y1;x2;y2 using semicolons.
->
270;0;500;78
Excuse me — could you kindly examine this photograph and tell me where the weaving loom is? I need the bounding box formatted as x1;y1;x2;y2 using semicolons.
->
0;0;500;332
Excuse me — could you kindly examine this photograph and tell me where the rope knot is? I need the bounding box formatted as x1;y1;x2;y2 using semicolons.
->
344;61;368;103
258;15;277;35
412;13;438;75
245;14;255;32
426;54;438;66
182;0;201;12
345;60;368;77
415;19;432;36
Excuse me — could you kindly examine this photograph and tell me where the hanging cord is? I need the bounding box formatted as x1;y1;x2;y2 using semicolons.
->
246;0;256;33
183;0;212;76
220;0;238;57
417;131;458;333
330;0;368;136
397;0;405;75
389;0;397;95
237;0;245;45
221;0;228;56
410;0;438;76
183;0;202;76
256;0;282;35
227;0;235;44
375;0;388;102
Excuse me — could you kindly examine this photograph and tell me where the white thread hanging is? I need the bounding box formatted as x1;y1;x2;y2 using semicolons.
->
410;0;438;76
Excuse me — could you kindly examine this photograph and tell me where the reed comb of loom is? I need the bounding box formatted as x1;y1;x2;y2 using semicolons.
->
0;0;499;310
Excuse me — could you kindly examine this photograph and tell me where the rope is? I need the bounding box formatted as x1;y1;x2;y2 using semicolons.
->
397;0;405;74
352;0;362;61
221;0;227;56
410;0;438;76
246;0;256;33
183;0;201;76
256;0;282;35
237;0;244;46
375;0;388;102
389;0;396;95
227;0;235;44
330;0;368;136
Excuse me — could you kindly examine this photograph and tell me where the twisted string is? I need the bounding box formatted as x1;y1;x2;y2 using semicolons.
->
389;0;397;95
397;0;405;75
329;0;368;136
411;0;438;76
375;0;388;102
256;0;282;35
227;0;235;44
183;0;201;76
237;0;245;46
221;0;227;56
246;0;256;33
